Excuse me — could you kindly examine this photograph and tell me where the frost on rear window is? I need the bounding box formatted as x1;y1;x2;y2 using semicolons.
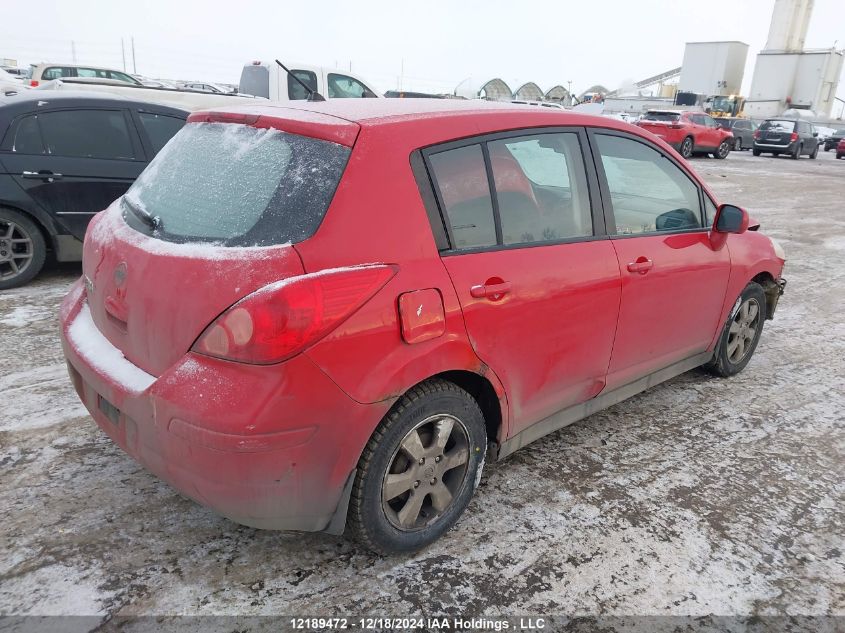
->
643;112;680;122
123;122;350;247
760;120;795;132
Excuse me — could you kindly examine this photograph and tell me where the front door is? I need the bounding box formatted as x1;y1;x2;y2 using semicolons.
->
426;130;621;433
2;108;145;240
590;131;731;390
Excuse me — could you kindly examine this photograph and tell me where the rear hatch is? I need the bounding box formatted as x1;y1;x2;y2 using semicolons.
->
82;113;357;376
758;119;795;144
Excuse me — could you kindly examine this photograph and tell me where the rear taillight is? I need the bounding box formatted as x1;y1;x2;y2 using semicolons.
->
669;123;682;129
753;130;760;139
192;264;397;364
30;80;38;87
790;132;799;142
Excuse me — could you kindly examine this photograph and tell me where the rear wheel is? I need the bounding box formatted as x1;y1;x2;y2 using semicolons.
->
714;140;731;159
347;379;487;554
791;143;802;159
809;144;819;159
705;282;767;378
680;136;694;159
752;148;761;156
0;208;46;290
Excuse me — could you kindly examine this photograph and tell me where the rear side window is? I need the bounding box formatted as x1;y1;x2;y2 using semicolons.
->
39;110;135;159
428;145;496;249
41;67;72;80
288;70;317;100
123;122;350;247
10;115;44;154
596;134;702;234
76;67;109;79
138;112;185;154
488;133;592;244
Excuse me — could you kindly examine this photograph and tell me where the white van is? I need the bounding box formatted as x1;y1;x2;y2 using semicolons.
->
239;61;382;101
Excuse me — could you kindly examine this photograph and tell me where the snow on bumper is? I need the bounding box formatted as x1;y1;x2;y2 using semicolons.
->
59;278;388;532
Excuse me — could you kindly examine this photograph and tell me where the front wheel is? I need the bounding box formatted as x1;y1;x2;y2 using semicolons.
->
347;379;487;554
705;282;767;377
714;140;731;159
734;137;742;151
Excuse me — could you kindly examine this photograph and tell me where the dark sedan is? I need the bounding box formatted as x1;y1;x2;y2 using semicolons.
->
0;91;186;288
715;117;757;151
753;118;819;159
823;128;845;151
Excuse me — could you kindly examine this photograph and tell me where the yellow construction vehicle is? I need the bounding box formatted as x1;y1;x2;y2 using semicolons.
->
705;94;746;118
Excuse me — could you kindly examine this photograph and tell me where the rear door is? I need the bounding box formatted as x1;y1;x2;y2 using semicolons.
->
1;107;145;239
425;128;621;432
589;130;730;390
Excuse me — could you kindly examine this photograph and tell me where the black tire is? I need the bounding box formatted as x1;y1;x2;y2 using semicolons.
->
733;137;742;151
825;145;831;152
791;143;801;159
679;136;694;159
809;144;819;159
752;148;761;156
0;208;47;290
714;140;731;159
705;282;767;378
837;154;844;159
347;379;487;554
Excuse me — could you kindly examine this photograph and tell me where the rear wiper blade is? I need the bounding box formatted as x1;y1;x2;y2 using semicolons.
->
123;196;162;230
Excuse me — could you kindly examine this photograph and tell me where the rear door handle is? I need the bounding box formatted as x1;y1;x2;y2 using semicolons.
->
470;281;512;299
23;170;63;181
626;257;653;274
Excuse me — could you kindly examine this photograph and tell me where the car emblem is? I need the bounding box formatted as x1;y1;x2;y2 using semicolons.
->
114;262;128;287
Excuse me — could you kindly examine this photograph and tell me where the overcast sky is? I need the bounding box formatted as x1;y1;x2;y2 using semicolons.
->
2;0;843;102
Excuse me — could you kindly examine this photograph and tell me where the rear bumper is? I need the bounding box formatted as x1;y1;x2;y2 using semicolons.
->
59;279;389;532
754;141;796;152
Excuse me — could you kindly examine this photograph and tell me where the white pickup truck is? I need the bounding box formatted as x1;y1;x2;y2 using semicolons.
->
239;61;382;101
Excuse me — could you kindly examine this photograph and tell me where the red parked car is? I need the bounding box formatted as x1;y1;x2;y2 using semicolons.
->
638;110;734;159
60;100;786;553
837;138;845;159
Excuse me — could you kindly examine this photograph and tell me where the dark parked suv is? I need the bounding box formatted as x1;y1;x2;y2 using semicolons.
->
753;118;819;159
0;92;186;288
715;117;757;150
823;128;845;151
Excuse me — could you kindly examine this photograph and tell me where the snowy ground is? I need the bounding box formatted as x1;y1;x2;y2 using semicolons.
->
0;149;843;626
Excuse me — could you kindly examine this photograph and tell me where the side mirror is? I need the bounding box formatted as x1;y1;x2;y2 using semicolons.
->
713;204;749;234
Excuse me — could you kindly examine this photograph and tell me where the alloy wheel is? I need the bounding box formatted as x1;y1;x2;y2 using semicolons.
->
727;298;760;364
681;138;693;158
0;220;34;282
382;414;471;531
718;141;730;158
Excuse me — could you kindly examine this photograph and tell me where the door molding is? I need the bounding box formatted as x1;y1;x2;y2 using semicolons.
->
496;351;712;460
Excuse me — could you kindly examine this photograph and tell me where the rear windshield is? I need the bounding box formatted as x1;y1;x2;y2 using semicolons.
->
123;122;350;247
760;120;795;132
835;129;845;135
642;112;680;122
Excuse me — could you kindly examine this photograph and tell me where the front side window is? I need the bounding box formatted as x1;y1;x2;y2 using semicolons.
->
138;112;185;154
38;109;135;160
596;134;702;235
428;144;496;250
327;73;376;98
76;68;109;79
488;133;591;244
123;122;350;247
108;70;138;83
704;195;717;227
288;70;317;100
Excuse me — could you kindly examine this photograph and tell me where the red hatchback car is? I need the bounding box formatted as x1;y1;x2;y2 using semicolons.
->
60;100;786;553
638;110;735;159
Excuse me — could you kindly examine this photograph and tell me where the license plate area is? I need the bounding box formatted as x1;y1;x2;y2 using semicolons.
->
98;394;120;425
